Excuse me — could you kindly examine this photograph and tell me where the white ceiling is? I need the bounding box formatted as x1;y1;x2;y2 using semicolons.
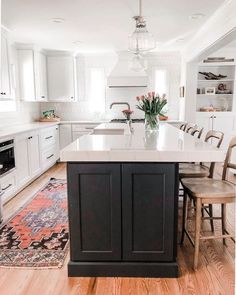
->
2;0;226;53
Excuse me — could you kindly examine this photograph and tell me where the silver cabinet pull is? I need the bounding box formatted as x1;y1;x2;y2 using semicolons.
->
2;183;12;191
46;154;54;159
45;136;53;140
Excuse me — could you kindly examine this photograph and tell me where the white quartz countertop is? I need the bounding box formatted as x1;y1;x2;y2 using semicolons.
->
60;123;225;162
0;122;59;139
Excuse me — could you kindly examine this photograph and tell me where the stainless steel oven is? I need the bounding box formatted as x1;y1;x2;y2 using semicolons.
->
0;139;15;177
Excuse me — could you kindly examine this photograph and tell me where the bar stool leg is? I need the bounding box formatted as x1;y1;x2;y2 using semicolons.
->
180;191;188;244
194;198;201;270
221;203;227;246
209;204;214;232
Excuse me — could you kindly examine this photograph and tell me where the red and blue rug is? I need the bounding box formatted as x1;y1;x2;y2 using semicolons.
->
0;178;69;268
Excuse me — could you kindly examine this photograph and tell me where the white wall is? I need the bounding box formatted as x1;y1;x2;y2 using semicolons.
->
41;51;181;121
183;0;236;62
0;102;40;127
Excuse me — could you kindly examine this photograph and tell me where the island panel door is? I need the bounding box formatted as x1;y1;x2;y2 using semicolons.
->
67;163;121;261
122;163;177;261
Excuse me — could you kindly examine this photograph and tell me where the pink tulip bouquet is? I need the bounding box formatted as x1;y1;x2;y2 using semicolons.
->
136;92;167;130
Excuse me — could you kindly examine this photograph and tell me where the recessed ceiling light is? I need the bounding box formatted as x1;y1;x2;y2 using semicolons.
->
189;13;205;20
176;38;185;43
52;18;65;23
73;41;82;45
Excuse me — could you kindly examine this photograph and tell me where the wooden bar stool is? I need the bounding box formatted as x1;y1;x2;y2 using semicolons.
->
180;137;236;270
179;130;224;231
191;126;204;139
179;130;224;179
179;122;187;131
185;123;197;134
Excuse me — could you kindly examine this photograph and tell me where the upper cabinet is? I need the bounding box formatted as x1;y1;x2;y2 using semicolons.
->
1;32;13;100
17;48;48;102
34;51;48;101
47;55;76;102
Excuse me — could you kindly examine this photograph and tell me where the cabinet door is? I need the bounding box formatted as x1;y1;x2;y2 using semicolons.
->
196;114;212;138
35;52;48;101
17;49;36;101
15;134;31;187
213;115;235;150
47;56;75;101
67;163;121;261
1;33;11;99
72;131;90;141
59;124;72;150
28;132;41;177
122;163;178;262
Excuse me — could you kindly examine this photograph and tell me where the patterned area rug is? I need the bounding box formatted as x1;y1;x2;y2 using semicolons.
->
0;178;69;268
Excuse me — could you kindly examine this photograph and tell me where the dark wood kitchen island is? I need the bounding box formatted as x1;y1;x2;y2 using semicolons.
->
60;123;225;278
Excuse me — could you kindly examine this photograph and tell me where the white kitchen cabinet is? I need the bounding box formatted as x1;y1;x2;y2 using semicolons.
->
1;32;12;100
28;131;41;178
15;131;41;186
34;52;48;101
47;55;75;102
59;124;72;150
15;133;31;187
40;125;59;170
17;49;36;101
0;170;17;204
17;49;48;101
196;112;235;149
72;124;97;141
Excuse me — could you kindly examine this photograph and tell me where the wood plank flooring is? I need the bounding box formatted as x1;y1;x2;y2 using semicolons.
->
0;163;235;295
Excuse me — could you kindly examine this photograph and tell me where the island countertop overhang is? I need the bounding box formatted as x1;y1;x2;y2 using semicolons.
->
60;124;225;163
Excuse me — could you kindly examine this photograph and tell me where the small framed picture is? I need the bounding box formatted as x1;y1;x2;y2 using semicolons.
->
179;86;185;98
205;87;216;95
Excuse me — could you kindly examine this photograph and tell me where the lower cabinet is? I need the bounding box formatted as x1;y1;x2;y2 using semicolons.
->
15;131;41;187
68;164;121;261
122;163;176;262
196;112;235;150
67;162;178;277
13;125;59;203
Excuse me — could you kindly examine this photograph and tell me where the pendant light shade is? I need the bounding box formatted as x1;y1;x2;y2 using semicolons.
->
128;17;156;53
129;53;146;72
128;0;156;53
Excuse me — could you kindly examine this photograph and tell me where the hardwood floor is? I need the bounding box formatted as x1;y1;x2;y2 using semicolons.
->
0;162;235;295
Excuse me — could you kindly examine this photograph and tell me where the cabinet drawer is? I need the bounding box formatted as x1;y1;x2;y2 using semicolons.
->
0;171;17;204
72;124;98;132
41;146;57;169
72;131;91;141
40;126;59;149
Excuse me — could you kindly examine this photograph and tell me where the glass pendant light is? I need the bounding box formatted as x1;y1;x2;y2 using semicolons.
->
128;0;156;53
129;53;147;72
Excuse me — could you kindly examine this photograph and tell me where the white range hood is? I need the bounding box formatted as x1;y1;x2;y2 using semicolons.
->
107;55;148;88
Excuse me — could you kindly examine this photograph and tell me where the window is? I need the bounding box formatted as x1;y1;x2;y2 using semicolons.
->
89;68;105;113
154;69;167;96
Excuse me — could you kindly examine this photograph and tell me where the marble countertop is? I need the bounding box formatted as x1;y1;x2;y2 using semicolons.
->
60;123;225;162
0;122;59;139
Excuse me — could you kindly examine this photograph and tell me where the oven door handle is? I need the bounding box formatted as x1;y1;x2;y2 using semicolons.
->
0;144;14;152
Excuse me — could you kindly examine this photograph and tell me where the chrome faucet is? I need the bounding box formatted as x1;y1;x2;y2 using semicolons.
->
110;102;133;134
109;102;131;110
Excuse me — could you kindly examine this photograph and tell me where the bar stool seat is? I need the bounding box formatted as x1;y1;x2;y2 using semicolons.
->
181;177;235;199
179;163;209;178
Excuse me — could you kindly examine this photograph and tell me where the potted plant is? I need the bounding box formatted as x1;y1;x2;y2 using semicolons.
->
136;92;167;131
